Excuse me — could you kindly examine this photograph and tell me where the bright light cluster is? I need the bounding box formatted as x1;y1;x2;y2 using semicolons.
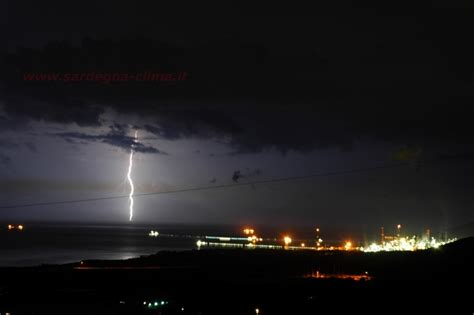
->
243;228;255;235
7;224;24;231
149;230;159;237
145;300;168;309
362;236;456;252
248;235;263;243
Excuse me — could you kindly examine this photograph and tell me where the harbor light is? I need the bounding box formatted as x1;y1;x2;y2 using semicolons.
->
345;241;352;251
283;236;292;246
244;228;255;235
148;230;159;237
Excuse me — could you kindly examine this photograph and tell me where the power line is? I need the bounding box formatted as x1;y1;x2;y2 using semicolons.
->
0;162;413;210
3;155;474;210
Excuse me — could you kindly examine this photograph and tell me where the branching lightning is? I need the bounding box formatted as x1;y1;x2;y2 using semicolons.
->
127;130;138;221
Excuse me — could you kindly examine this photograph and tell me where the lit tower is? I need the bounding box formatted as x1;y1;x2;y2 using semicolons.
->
315;227;323;247
425;228;431;241
380;226;385;245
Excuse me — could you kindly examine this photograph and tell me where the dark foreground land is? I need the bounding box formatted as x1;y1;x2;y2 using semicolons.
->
0;238;473;314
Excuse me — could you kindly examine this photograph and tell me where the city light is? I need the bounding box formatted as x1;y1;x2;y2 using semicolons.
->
146;300;168;308
316;238;323;246
146;225;459;253
304;271;373;281
7;224;25;231
362;236;456;252
244;228;255;235
148;230;159;237
247;235;262;243
344;241;352;251
396;224;403;238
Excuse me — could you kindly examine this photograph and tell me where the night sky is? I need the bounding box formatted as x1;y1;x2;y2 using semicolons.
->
2;1;474;234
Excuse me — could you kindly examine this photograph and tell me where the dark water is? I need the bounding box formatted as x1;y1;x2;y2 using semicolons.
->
0;222;361;266
0;223;208;267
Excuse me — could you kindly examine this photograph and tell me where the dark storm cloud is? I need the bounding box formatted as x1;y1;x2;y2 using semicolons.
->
2;96;104;127
24;142;37;152
142;109;244;142
0;139;20;149
2;2;474;153
0;135;37;152
143;124;184;141
0;154;11;166
55;131;165;154
0;115;28;131
232;168;263;183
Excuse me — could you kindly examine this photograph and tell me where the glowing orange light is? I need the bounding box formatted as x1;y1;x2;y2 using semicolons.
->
301;243;306;247
344;241;352;251
18;225;24;231
8;224;13;230
243;228;255;235
283;236;292;246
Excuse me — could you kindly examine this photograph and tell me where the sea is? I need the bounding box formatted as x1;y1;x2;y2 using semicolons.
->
0;222;223;267
0;222;362;267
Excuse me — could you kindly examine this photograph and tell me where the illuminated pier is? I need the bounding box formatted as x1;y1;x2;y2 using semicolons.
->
148;224;457;253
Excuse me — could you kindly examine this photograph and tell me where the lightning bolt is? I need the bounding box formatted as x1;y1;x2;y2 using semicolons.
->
127;130;138;221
